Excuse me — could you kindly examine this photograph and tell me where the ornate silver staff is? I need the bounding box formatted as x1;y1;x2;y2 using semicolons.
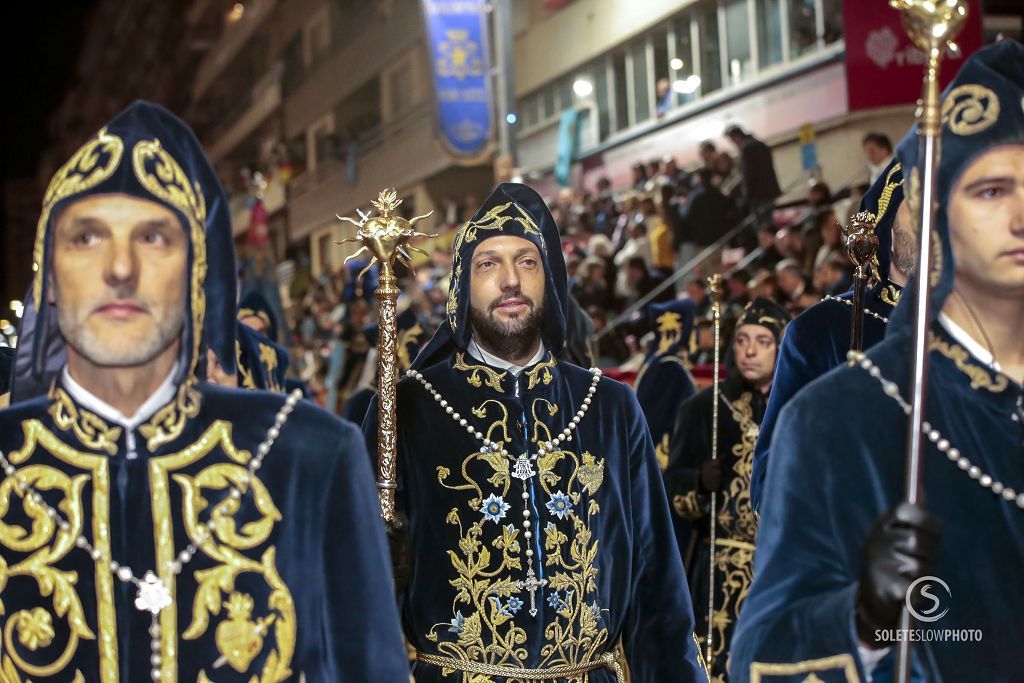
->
843;212;880;352
337;189;435;525
887;2;968;681
706;272;724;669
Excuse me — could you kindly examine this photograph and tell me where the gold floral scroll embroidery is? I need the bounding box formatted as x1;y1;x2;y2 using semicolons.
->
149;421;296;682
0;420;117;682
48;387;122;455
132;139;208;379
139;382;201;452
453;353;507;392
941;84;999;136
33;129;125;308
524;354;556;390
427;394;610;678
930;338;1009;393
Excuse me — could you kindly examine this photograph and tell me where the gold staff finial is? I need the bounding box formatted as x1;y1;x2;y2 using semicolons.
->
336;188;437;525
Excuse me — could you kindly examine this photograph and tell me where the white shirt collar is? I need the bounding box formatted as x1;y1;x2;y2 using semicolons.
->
62;362;181;430
938;312;1001;373
466;339;547;377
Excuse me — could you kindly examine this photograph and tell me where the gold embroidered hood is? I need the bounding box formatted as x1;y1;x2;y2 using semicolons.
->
12;101;237;401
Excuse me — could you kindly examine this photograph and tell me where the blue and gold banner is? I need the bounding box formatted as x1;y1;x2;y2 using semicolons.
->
422;0;493;158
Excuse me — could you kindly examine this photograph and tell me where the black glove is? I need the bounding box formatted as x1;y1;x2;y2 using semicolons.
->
699;459;724;493
855;502;939;648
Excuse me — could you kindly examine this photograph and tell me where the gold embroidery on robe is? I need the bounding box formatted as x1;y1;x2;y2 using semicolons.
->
930;338;1009;393
149;420;296;683
426;391;610;678
0;420;117;682
708;393;759;676
749;653;861;683
48;387;122;455
524;354;556;390
453;353;507;393
139;382;202;452
33;129;125;308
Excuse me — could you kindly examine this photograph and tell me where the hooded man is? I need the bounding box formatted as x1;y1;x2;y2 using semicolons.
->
750;160;912;512
635;298;699;470
0;101;408;682
663;297;790;681
731;41;1024;682
364;183;708;682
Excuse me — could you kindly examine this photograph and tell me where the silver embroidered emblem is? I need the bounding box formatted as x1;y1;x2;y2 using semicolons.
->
511;454;536;481
135;572;172;614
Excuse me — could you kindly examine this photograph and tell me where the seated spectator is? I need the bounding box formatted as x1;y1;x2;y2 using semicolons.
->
685;278;712;318
642;195;675;274
775;258;812;305
589;306;631;366
625;255;671;305
813;256;852;295
813;209;844;269
575;256;614;311
751;225;783;271
676;169;735;252
632;162;649;191
725;269;751;315
749;271;785;304
614;222;652;299
712;152;742;203
698;140;718;171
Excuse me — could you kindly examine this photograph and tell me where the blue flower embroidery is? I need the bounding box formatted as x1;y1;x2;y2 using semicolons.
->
507;596;524;614
546;491;573;519
546;590;573;612
448;611;465;633
480;494;511;523
489;595;524;617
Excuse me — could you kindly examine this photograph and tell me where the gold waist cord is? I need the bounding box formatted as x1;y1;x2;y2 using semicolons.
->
415;651;625;682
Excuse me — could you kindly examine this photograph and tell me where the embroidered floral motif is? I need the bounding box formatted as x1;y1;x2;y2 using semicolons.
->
48;386;122;455
546;491;573;519
480;494;511;523
524;354;557;390
427;386;609;677
930;337;1009;393
454;353;507;392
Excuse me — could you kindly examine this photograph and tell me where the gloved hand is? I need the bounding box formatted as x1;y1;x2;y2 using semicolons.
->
855;502;939;648
699;459;724;493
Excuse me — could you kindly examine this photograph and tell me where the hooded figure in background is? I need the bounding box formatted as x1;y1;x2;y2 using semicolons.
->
663;297;789;681
236;291;290;392
750;159;910;511
0;101;408;682
364;183;708;682
732;41;1024;683
635;298;699;470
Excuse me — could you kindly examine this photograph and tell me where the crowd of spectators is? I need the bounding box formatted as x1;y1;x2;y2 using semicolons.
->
272;127;895;415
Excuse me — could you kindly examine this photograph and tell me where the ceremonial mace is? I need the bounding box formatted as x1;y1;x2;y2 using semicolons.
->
888;2;968;681
337;189;436;525
705;273;724;669
843;212;880;352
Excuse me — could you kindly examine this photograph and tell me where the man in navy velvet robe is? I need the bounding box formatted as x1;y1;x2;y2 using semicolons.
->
732;41;1024;683
750;160;912;512
365;183;709;682
664;298;789;682
0;101;409;682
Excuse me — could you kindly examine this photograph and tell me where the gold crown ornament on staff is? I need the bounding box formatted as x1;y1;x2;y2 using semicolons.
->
843;211;880;352
886;2;969;682
336;188;437;525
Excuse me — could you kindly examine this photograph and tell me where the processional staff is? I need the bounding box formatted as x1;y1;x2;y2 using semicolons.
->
843;212;880;352
886;2;969;681
705;272;724;670
336;189;436;526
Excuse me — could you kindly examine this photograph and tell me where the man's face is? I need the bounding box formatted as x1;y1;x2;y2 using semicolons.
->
240;314;268;336
733;323;778;387
777;268;802;296
468;235;545;357
889;200;917;279
947;144;1024;298
863;141;888;166
50;194;187;367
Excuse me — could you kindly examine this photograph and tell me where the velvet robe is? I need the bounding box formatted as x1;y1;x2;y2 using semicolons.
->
0;379;410;682
365;351;708;682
